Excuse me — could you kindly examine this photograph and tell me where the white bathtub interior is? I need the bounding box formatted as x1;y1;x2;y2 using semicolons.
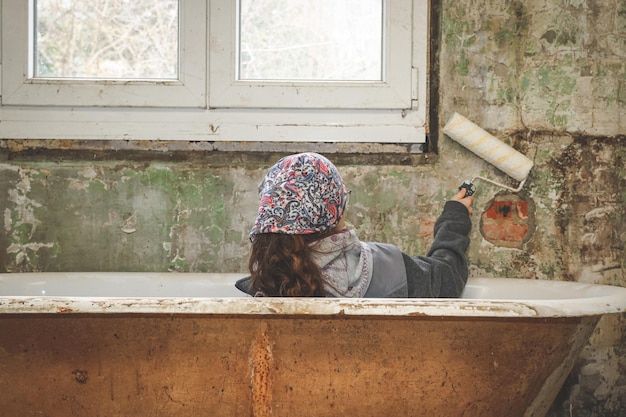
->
1;273;625;302
1;273;625;319
0;272;246;297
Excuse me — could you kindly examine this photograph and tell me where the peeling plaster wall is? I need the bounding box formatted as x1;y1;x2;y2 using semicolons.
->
0;0;625;416
0;158;444;273
0;160;254;273
439;1;625;416
442;0;625;134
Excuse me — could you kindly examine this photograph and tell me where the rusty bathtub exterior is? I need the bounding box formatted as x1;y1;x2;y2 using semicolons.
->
1;273;625;417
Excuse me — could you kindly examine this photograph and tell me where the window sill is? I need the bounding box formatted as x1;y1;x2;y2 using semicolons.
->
1;139;435;166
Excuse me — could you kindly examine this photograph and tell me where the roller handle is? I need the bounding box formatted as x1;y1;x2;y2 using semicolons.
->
459;180;476;197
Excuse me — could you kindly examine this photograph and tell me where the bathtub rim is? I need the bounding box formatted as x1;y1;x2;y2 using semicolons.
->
1;275;625;318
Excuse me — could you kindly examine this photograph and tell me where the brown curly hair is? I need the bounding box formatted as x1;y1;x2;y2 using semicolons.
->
248;231;336;297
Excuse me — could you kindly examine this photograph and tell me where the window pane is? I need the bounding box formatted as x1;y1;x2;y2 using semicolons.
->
34;0;179;79
239;0;383;81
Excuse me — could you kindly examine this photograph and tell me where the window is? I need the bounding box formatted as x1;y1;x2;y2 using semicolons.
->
1;0;428;143
35;0;179;79
210;0;415;109
2;0;206;107
239;0;383;81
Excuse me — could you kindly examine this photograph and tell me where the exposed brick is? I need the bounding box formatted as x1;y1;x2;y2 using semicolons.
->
480;195;534;249
485;201;513;219
481;222;529;242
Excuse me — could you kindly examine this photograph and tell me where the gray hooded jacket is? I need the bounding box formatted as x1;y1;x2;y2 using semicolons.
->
236;200;471;298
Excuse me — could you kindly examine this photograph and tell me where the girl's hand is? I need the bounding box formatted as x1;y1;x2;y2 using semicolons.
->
452;188;474;215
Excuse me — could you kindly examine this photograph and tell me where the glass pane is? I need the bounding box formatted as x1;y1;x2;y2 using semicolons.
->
34;0;179;79
239;0;383;81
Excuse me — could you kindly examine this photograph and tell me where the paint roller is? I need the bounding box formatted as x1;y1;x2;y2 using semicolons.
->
442;112;533;196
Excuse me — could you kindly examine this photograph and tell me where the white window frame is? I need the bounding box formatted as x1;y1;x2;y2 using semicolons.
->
2;0;207;108
210;0;413;109
0;0;428;143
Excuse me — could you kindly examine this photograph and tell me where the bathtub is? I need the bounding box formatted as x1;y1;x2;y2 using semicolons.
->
1;273;625;417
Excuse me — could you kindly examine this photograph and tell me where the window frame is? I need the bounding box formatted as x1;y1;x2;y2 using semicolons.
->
1;0;207;108
209;0;416;110
0;0;429;143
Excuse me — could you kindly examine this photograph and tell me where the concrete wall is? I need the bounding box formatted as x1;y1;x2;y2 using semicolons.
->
0;1;624;415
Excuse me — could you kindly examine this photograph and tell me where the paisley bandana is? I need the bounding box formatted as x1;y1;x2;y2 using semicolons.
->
250;152;347;238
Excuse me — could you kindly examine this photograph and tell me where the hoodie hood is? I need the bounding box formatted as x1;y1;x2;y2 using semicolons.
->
312;229;373;297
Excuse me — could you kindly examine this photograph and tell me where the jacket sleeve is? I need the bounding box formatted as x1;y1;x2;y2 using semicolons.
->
234;275;255;296
403;200;471;298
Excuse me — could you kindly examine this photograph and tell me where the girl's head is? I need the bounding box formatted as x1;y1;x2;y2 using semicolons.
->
250;152;348;238
248;152;348;296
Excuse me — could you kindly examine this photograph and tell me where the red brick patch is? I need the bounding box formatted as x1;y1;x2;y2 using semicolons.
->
480;195;533;249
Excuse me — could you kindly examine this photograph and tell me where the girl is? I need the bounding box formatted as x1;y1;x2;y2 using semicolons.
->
236;152;474;298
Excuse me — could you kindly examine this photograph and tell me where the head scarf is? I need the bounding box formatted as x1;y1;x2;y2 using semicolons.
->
250;152;347;238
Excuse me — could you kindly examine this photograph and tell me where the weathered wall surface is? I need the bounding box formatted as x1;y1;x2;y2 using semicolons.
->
0;0;624;416
439;1;625;416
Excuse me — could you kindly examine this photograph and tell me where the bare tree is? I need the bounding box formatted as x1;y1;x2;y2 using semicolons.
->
36;0;178;79
36;0;382;81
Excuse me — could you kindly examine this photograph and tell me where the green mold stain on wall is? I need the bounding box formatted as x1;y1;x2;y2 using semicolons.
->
0;163;238;272
441;16;474;77
8;223;33;246
134;164;236;272
455;50;470;76
496;85;518;106
537;66;576;94
534;66;577;127
86;179;107;193
494;28;515;49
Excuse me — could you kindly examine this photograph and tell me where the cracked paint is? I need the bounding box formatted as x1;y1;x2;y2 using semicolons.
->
2;166;54;271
